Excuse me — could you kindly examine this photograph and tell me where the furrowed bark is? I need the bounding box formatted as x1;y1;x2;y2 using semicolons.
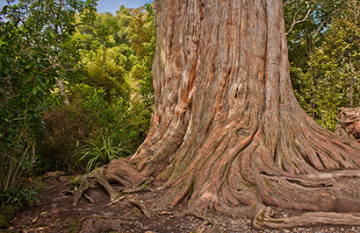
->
108;0;360;229
336;107;360;141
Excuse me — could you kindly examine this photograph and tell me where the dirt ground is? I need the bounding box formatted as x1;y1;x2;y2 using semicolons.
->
2;174;360;233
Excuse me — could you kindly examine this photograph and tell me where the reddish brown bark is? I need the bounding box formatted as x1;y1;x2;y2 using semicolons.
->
109;0;360;229
336;107;360;141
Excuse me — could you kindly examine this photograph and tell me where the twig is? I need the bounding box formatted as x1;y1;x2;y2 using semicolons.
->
120;186;154;194
105;196;126;207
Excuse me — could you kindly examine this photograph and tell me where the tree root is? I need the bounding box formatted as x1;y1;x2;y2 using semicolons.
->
105;196;126;207
130;199;152;218
92;169;119;202
120;186;154;194
69;159;154;205
105;159;148;187
66;159;360;230
253;205;360;229
83;193;94;204
72;176;90;205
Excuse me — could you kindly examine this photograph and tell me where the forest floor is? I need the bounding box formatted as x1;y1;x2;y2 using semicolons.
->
2;173;360;233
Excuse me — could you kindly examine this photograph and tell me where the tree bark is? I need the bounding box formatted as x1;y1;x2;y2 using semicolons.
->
58;77;70;105
336;107;360;141
307;37;316;118
109;0;360;228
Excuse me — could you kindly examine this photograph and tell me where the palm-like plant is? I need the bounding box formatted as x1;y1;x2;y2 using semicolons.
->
74;135;131;173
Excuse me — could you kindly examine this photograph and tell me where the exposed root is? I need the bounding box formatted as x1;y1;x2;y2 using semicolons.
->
92;169;119;202
69;159;155;206
22;226;52;232
72;176;89;205
129;199;152;218
120;186;154;194
67;161;360;230
253;205;360;229
105;196;126;207
71;169;121;205
83;193;94;204
105;159;148;187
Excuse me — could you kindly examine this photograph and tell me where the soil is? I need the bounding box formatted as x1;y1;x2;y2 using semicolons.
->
2;174;360;233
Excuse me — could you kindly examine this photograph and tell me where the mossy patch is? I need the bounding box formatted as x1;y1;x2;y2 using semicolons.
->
0;204;19;228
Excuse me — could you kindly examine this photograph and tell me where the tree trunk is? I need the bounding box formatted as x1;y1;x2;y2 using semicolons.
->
336;107;360;141
111;0;360;228
58;77;70;105
307;37;316;118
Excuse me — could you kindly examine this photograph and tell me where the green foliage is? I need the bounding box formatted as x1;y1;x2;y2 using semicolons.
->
82;45;131;102
0;151;36;192
74;10;134;102
0;0;97;194
0;2;157;175
68;84;133;143
0;187;39;206
74;135;130;173
0;204;19;228
128;4;156;110
36;105;90;172
39;4;158;173
37;81;151;171
308;1;360;130
284;0;360;130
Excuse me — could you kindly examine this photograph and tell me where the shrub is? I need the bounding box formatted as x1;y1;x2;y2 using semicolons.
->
0;187;39;207
36;105;90;173
74;134;131;173
37;84;151;173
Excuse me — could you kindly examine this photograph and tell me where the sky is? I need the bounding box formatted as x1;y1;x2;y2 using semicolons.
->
97;0;152;14
0;0;153;15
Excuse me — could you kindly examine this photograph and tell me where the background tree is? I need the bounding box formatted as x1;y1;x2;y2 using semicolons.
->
0;0;96;201
128;3;156;116
309;0;360;129
37;4;156;172
284;0;360;130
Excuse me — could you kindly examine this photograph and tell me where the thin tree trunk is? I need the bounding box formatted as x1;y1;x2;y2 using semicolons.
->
350;78;354;107
307;37;316;117
349;53;356;107
58;77;70;105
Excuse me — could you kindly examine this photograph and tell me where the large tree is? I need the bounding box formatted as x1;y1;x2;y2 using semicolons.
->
97;0;360;229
